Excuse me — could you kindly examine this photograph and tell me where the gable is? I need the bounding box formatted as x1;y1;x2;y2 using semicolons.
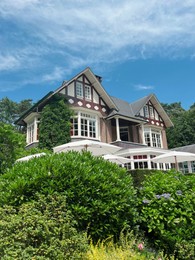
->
55;67;118;115
133;94;173;128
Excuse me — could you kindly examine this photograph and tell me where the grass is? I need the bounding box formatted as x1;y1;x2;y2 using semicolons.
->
84;232;174;260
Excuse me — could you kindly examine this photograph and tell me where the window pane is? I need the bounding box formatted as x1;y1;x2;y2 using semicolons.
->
76;82;83;98
85;85;91;100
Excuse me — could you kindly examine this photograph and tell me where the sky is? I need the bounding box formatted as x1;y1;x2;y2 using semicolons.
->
0;0;195;110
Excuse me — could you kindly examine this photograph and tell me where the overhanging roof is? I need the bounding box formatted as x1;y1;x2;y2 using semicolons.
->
131;94;174;128
15;91;54;125
55;67;118;111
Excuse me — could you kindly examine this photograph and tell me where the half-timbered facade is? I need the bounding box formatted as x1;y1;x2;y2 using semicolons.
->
16;67;174;170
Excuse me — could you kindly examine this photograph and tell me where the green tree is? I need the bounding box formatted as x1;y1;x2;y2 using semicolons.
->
162;102;195;148
0;97;18;124
186;104;195;144
38;94;72;150
0;123;25;174
0;97;33;125
17;99;33;115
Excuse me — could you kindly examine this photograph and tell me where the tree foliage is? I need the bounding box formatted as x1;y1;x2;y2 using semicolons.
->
0;123;25;174
162;102;195;148
0;97;33;125
38;94;72;150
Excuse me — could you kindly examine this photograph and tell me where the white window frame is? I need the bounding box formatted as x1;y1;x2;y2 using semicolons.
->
26;117;39;144
71;111;99;139
143;105;149;118
85;85;91;100
27;123;34;144
144;127;162;148
76;82;83;98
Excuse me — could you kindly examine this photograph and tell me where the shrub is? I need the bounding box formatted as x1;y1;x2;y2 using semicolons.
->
0;122;25;174
138;170;195;259
85;231;171;260
129;169;160;189
0;193;88;259
0;151;137;241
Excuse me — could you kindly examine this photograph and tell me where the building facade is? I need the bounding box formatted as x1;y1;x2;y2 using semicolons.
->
16;67;176;171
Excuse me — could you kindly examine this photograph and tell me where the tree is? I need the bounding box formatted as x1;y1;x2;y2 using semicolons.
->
0;97;18;124
38;94;72;150
162;102;195;148
0;97;33;125
0;123;25;174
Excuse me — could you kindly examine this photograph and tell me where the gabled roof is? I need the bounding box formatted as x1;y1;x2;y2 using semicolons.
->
108;93;173;128
142;94;173;128
55;67;118;111
15;68;173;129
107;96;146;123
15;91;54;125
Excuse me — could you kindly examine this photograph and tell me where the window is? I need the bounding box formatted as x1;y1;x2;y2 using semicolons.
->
144;131;151;147
76;82;83;98
191;161;195;172
70;117;78;136
27;123;34;143
144;128;162;148
85;85;91;100
70;112;98;139
120;127;129;141
149;106;154;118
27;118;40;144
143;105;149;118
134;161;148;169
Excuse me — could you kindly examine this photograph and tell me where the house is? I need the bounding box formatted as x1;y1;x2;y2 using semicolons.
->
16;67;175;171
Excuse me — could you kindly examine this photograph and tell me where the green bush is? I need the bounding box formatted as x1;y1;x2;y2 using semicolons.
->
0;193;88;259
0;151;137;241
138;170;195;259
129;169;160;188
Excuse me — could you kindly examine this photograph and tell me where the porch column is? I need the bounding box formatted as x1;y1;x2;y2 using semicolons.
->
141;124;145;144
115;117;121;141
147;155;152;169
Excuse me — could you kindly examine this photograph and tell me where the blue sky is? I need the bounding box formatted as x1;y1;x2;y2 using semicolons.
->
0;0;195;110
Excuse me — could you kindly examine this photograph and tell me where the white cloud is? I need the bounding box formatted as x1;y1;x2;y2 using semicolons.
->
134;84;155;91
1;0;195;91
42;67;65;82
0;54;20;71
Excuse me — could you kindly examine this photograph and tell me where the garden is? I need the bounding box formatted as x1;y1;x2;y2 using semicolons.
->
0;151;194;259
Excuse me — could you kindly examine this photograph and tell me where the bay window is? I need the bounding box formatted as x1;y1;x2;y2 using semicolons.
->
27;123;34;143
144;128;162;148
26;117;40;144
71;112;99;139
